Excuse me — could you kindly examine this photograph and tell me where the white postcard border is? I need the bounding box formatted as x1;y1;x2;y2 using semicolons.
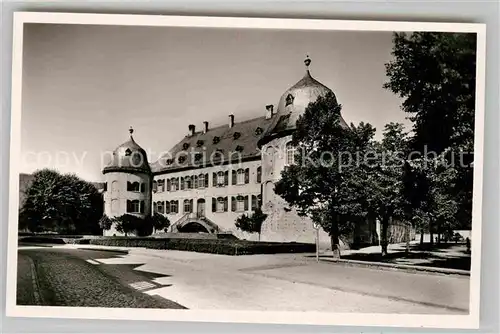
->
6;12;486;329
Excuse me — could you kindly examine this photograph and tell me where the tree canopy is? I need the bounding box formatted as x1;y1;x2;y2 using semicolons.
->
20;169;103;234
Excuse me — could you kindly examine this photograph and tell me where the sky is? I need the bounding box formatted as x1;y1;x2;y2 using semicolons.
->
21;23;409;182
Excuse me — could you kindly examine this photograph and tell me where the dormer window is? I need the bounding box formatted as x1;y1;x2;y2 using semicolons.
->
235;145;243;152
255;127;263;135
285;93;294;106
196;140;204;147
165;158;173;165
182;143;190;150
178;156;186;164
125;148;132;156
213;136;220;144
233;132;241;140
194;153;202;161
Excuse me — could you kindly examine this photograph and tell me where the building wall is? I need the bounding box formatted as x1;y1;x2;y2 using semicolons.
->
103;171;152;236
152;160;262;237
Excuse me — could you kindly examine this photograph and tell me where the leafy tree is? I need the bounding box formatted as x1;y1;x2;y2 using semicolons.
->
363;123;410;256
114;214;142;237
148;213;171;234
21;169;103;234
274;92;374;258
99;214;113;231
384;32;476;233
235;208;267;241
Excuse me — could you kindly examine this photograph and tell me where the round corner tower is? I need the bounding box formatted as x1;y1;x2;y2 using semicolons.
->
257;56;347;248
102;127;152;236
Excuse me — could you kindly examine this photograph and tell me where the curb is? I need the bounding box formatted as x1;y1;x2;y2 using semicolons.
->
320;258;470;276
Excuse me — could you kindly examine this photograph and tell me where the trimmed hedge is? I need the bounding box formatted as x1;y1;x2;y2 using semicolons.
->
87;237;315;255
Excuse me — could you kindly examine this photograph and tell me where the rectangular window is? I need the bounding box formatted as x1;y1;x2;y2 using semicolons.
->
245;168;250;184
205;173;209;188
251;195;258;211
157;201;164;214
216;198;225;213
157;179;165;193
236;197;245;212
236;169;245;185
140;183;146;193
170;200;178;213
153;181;158;192
217;172;225;186
140;201;145;214
103;183;108;192
256;167;262;183
165;201;171;214
128;200;140;213
198;174;204;188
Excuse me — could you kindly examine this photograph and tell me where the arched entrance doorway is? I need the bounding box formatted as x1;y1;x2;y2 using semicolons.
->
196;198;206;218
178;221;210;233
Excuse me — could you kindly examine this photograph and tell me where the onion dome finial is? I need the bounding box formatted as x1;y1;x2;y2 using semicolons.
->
304;55;311;68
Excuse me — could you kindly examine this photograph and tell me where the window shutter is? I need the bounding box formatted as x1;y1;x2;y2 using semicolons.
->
257;167;261;183
213;173;217;186
232;170;237;185
212;198;216;212
126;182;131;191
245;169;250;184
166;179;171;191
231;197;236;212
205;173;209;188
224;171;229;186
153;181;158;192
140;183;146;193
126;200;131;213
224;197;228;212
140;201;145;214
244;196;249;211
251;195;257;210
153;202;157;213
193;176;198;189
180;177;185;190
165;201;170;214
190;199;194;213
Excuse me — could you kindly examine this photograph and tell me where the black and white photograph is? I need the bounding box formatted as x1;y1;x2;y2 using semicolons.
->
7;12;485;328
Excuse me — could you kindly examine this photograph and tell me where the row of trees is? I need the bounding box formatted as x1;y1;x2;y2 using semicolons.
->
99;213;170;236
274;32;476;257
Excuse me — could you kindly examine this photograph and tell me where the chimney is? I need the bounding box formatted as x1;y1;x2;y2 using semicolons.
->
265;105;274;119
228;114;235;128
188;124;196;136
203;121;209;134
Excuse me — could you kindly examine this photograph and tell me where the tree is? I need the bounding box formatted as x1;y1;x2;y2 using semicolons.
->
114;214;142;237
274;92;374;258
384;32;476;233
235;208;267;241
148;213;171;234
363;123;410;256
21;169;103;234
99;214;113;232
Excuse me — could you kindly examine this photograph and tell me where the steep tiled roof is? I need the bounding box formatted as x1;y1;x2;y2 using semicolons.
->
151;116;274;174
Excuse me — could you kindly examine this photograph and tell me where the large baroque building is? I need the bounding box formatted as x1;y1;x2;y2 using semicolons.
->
102;57;388;247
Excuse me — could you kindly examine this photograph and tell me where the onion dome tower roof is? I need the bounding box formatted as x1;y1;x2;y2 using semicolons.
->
103;127;151;174
259;56;348;146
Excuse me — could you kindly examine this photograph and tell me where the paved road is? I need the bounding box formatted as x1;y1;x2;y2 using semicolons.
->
17;246;469;314
17;248;185;309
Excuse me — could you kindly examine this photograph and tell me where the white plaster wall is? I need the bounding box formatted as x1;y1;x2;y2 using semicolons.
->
103;171;152;236
152;160;262;234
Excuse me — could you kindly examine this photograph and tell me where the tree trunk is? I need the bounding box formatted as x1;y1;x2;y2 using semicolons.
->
405;222;410;254
429;219;434;248
436;221;441;245
330;222;341;259
380;216;389;256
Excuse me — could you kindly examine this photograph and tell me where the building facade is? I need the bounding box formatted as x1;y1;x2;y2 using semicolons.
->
102;57;391;246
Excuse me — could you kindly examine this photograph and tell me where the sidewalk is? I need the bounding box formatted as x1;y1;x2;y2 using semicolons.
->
321;241;471;275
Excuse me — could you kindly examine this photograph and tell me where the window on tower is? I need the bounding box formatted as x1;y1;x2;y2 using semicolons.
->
286;141;296;165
